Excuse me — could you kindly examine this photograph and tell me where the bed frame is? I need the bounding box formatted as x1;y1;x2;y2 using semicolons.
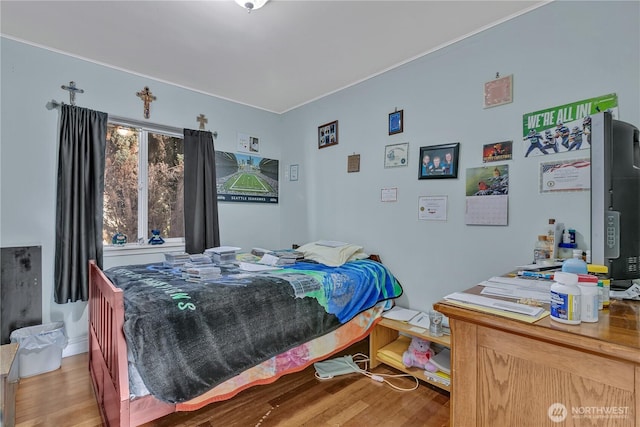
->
88;256;385;426
89;260;175;427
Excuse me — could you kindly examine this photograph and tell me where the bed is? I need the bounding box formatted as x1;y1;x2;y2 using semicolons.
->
88;248;403;426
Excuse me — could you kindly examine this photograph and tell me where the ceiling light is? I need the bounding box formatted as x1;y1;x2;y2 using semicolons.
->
234;0;269;12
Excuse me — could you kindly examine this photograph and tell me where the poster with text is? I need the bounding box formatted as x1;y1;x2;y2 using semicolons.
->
216;151;279;203
522;93;618;157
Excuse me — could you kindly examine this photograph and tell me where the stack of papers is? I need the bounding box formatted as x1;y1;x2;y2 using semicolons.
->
381;307;436;330
381;306;419;322
445;292;544;316
239;262;282;272
479;276;551;303
444;292;548;322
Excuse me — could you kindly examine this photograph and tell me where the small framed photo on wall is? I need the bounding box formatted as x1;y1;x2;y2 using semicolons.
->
318;120;338;149
388;110;403;135
419;143;460;179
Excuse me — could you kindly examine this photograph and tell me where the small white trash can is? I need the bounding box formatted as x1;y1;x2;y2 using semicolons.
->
9;322;68;378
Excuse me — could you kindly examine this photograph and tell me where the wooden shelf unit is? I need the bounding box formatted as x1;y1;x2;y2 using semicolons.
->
369;317;451;392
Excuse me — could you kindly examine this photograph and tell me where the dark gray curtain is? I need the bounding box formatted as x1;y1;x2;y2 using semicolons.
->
183;129;220;254
54;105;107;303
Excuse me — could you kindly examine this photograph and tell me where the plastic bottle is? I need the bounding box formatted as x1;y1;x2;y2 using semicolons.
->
534;235;551;264
577;274;599;323
550;271;581;324
546;219;557;259
561;250;588;274
587;264;610;309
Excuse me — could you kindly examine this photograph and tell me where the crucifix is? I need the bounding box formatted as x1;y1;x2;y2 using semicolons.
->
197;114;208;130
61;81;84;106
136;86;156;119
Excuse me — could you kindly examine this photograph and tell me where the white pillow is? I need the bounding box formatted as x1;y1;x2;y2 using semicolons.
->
298;242;365;266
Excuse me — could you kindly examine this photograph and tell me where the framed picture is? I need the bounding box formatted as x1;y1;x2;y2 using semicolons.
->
484;74;513;108
389;110;403;135
318;120;338;149
384;142;409;168
418;143;460;179
347;154;360;173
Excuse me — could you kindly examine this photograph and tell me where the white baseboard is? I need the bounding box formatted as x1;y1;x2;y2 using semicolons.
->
62;335;88;357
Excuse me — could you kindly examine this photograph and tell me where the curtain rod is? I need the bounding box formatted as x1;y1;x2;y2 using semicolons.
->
46;100;217;138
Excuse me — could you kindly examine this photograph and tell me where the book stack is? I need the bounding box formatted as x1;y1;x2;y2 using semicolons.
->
184;266;222;283
271;250;304;264
205;246;241;264
189;253;214;265
423;370;451;387
163;252;190;268
423;347;451;386
180;254;215;277
249;248;304;266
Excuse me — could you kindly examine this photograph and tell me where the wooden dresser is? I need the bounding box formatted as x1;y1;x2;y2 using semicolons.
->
435;287;639;427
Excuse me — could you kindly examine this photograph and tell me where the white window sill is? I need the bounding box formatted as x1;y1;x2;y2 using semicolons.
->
103;241;185;257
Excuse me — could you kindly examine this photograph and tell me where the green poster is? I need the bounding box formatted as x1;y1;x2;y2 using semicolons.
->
521;93;618;157
522;93;618;136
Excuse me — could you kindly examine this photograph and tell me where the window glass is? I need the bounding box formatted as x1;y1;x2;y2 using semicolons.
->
103;123;184;246
104;124;139;244
147;132;184;239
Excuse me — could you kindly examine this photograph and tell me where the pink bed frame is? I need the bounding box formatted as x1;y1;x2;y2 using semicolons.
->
88;258;383;426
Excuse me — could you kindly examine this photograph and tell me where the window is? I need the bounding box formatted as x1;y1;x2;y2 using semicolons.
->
103;121;184;245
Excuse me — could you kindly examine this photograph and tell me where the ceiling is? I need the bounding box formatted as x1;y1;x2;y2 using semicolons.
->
1;0;547;113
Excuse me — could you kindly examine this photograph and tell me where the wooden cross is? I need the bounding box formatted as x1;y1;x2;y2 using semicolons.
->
61;81;84;106
136;86;156;119
197;114;208;130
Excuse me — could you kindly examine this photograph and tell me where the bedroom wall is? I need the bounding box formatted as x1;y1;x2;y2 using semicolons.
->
0;38;285;353
279;1;640;312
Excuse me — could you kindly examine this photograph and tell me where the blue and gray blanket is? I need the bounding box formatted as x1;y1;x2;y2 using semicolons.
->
105;259;402;403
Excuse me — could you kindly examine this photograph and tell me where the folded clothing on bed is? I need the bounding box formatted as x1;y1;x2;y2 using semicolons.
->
105;259;402;403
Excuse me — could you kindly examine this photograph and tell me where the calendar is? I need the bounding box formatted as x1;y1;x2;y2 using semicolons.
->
465;165;509;226
465;195;508;225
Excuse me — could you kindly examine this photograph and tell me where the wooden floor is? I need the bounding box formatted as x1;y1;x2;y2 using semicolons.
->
15;341;450;427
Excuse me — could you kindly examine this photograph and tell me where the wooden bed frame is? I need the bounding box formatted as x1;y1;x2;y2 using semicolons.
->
89;260;175;427
88;257;385;426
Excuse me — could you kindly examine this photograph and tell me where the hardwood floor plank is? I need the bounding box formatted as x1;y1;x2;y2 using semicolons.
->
15;341;450;427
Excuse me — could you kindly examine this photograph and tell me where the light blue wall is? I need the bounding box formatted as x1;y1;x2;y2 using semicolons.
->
0;1;638;352
279;1;640;311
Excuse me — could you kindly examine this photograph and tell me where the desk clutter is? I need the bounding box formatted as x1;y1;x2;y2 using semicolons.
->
443;256;636;325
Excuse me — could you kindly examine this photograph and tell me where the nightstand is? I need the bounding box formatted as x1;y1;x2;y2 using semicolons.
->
369;317;451;392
